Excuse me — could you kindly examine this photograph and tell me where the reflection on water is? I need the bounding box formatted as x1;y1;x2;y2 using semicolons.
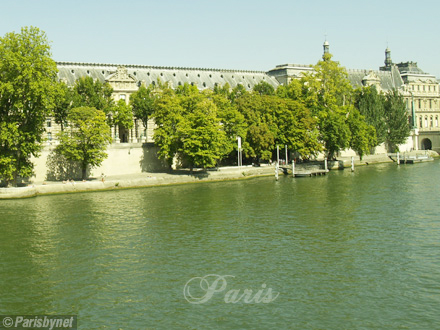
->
1;161;440;329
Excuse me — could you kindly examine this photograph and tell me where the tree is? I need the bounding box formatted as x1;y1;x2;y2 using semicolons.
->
272;98;321;159
384;89;411;151
302;53;354;111
211;93;247;161
354;86;387;145
153;84;230;169
152;86;184;165
56;107;112;180
0;26;59;186
347;107;377;160
71;76;114;114
300;54;354;159
253;81;275;96
113;99;134;131
246;123;275;161
53;81;73;131
318;108;351;159
130;84;155;137
235;93;275;162
177;99;229;169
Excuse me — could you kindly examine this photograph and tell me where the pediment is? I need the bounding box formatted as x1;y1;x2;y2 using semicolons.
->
106;66;138;91
107;66;137;83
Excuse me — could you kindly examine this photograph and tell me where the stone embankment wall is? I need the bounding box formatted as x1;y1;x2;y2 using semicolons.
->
31;143;168;183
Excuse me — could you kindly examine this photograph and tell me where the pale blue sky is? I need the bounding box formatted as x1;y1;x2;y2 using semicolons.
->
1;0;439;78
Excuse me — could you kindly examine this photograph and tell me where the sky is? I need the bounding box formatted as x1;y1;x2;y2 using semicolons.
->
1;0;439;78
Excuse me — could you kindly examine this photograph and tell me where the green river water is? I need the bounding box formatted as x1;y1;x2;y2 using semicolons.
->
1;161;439;329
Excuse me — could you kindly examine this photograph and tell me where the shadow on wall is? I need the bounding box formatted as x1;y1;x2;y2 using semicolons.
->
140;143;170;173
46;150;90;181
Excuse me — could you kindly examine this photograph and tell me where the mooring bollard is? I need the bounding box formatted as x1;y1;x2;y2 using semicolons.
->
397;152;400;165
351;156;354;172
292;160;295;177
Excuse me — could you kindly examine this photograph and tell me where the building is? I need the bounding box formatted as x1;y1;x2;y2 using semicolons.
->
45;42;440;152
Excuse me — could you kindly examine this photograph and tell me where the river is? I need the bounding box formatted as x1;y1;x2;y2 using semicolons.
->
1;161;439;329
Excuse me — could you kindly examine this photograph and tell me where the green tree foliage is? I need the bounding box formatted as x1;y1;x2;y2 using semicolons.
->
229;84;248;103
246;123;275;161
53;81;73;131
213;82;231;98
354;86;387;145
153;85;183;165
272;98;322;159
384;89;411;151
211;93;247;157
56;107;112;180
177;99;229;169
0;26;59;185
71;76;114;113
234;93;275;161
113;99;134;130
153;83;230;169
253;81;275;96
318;108;351;159
302;53;354;110
130;84;155;129
298;54;354;159
347;107;377;160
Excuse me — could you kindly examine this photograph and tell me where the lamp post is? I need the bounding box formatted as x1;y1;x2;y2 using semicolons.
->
237;136;242;167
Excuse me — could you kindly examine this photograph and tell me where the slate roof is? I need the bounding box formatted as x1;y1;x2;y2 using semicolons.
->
56;62;280;91
347;66;403;91
396;62;425;74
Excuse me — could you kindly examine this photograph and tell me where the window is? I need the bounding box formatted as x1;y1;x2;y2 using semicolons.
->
436;116;439;127
47;132;52;141
423;85;426;91
425;116;428;128
418;100;422;108
119;94;126;100
418;85;420;91
419;116;423;128
47;119;51;128
430;100;432;109
430;116;433;127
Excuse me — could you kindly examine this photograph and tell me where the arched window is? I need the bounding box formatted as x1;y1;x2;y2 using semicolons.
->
425;116;428;128
436;116;439;127
430;116;433;127
419;116;423;128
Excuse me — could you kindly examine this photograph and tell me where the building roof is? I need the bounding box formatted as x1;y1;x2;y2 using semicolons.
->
56;62;280;91
396;61;425;74
347;66;403;91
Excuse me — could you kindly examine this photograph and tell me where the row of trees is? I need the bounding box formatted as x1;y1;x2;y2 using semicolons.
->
0;27;410;185
128;53;410;169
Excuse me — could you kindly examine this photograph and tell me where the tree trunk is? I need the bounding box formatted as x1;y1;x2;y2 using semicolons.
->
81;165;87;181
